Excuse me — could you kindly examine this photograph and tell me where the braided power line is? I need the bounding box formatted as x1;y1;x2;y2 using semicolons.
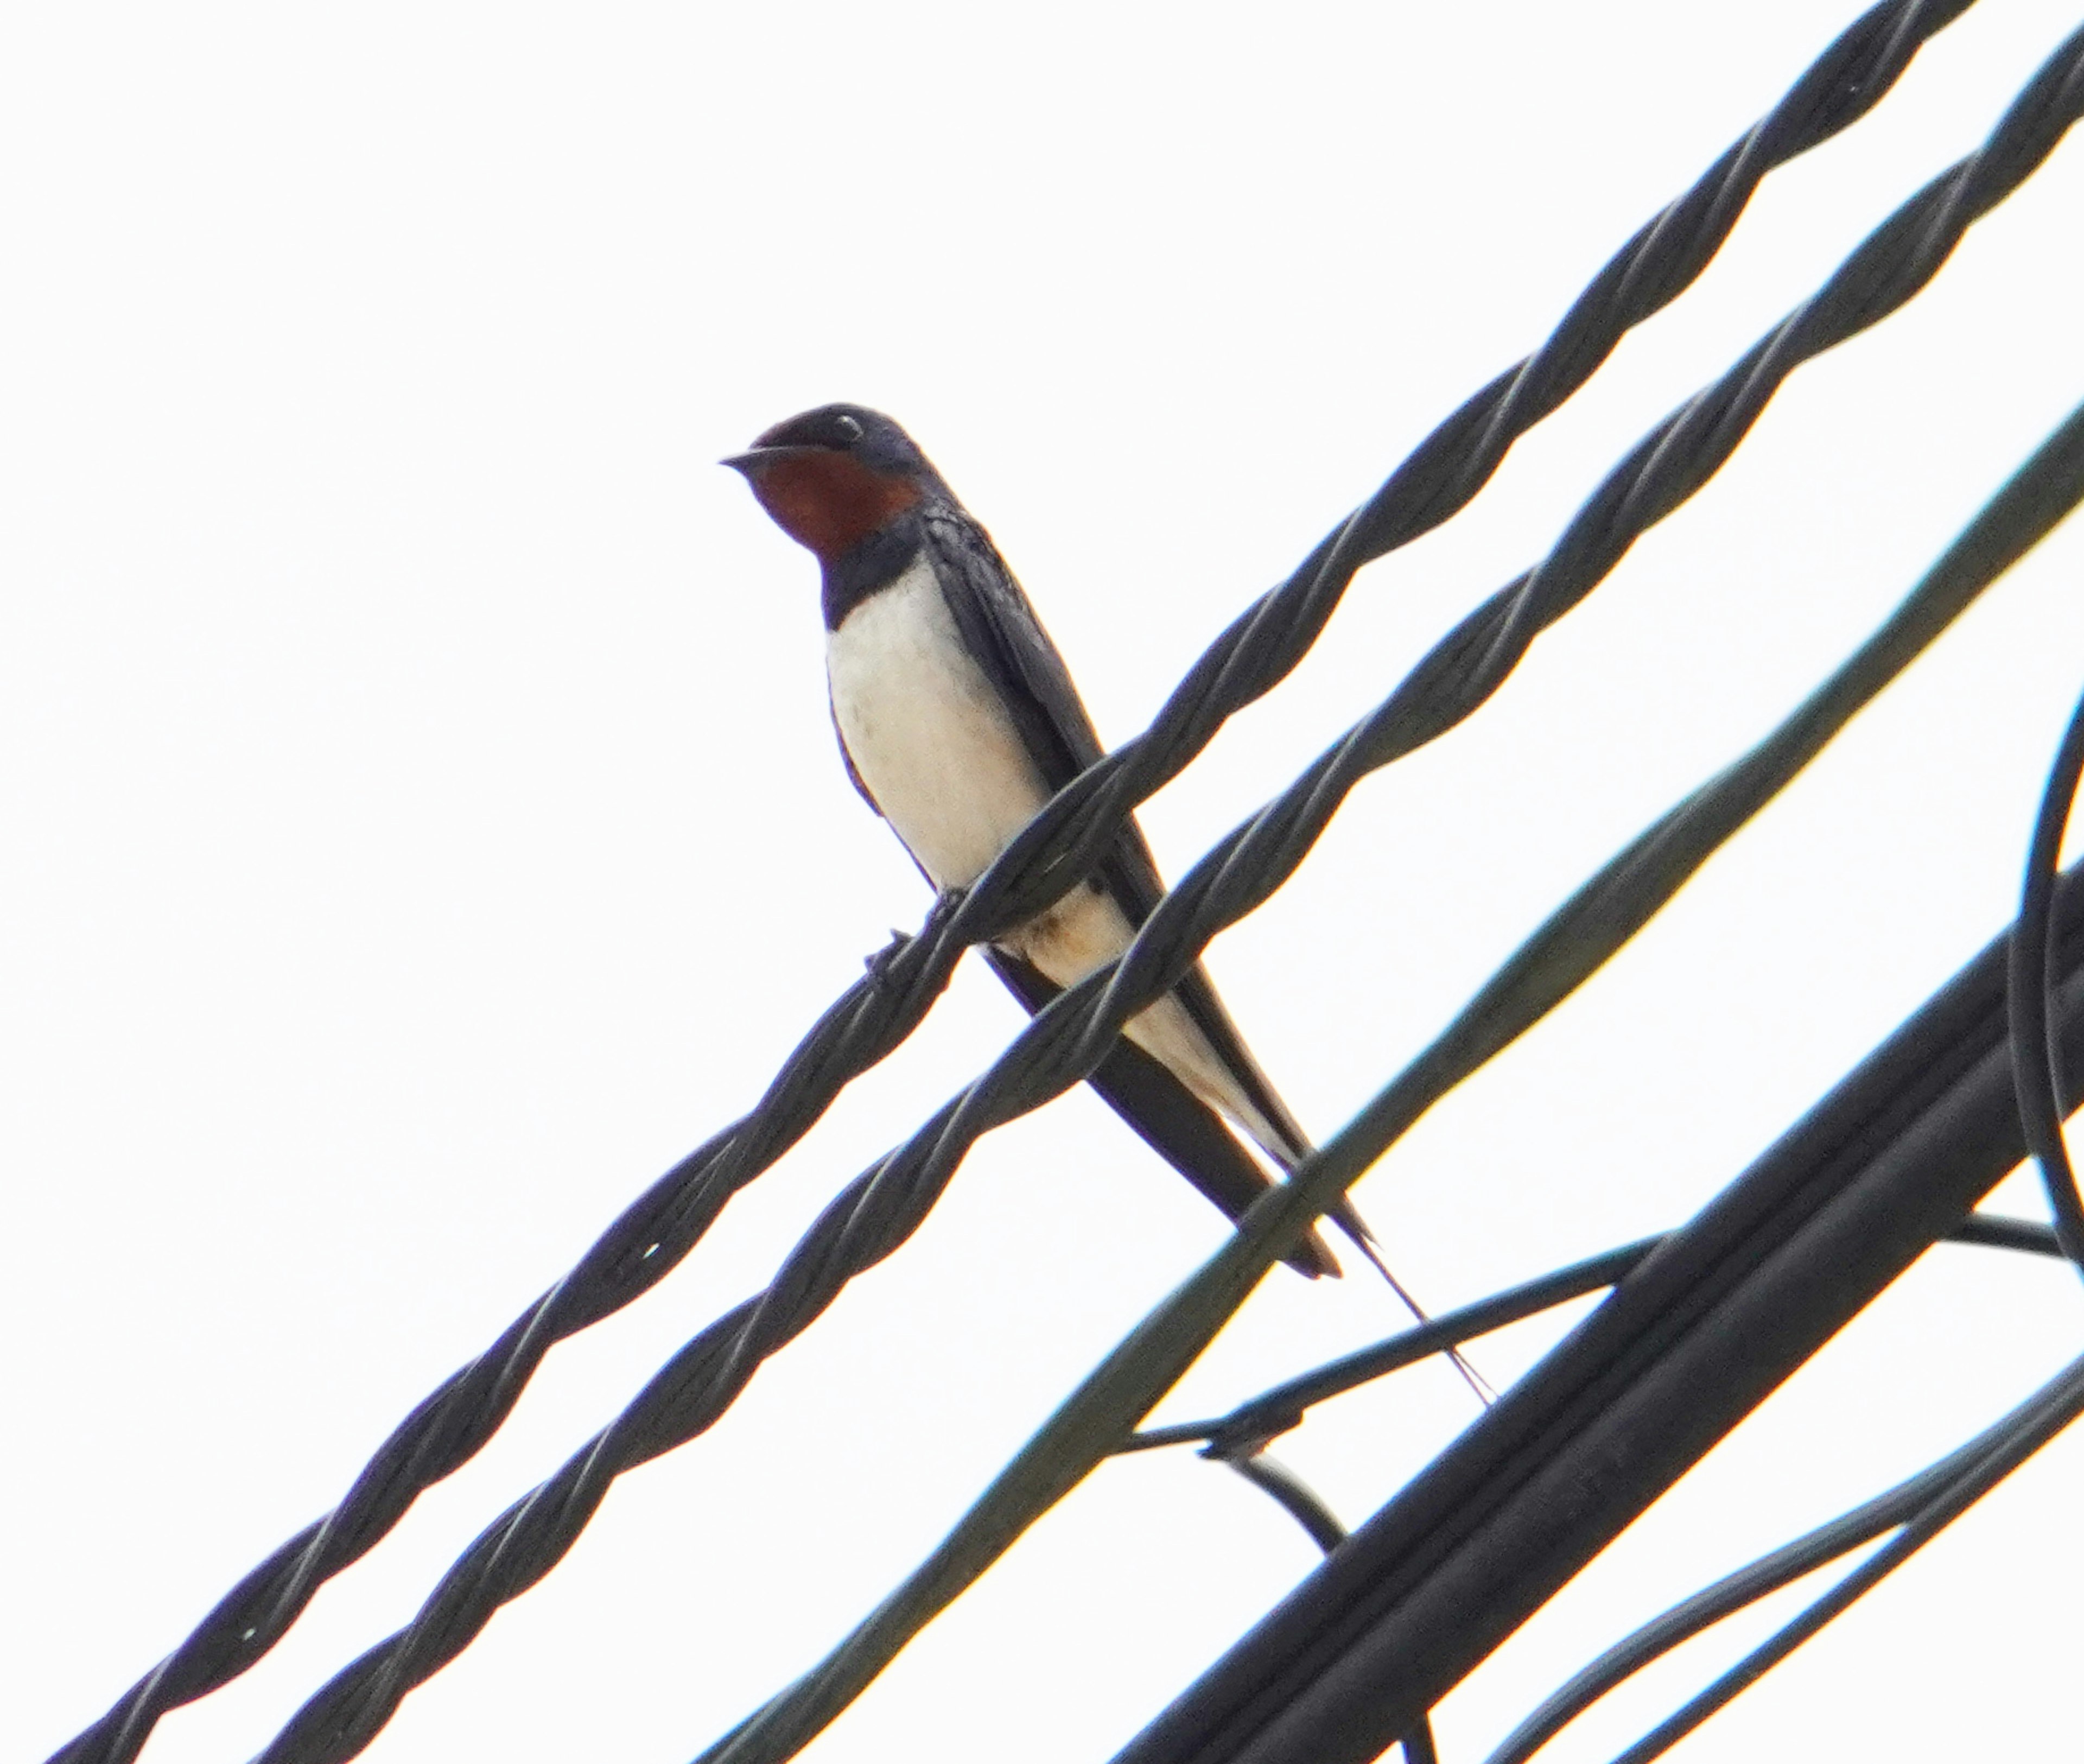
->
218;23;2084;1764
43;8;1982;1763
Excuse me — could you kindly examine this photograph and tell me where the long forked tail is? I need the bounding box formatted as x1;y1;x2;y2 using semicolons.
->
1148;968;1499;1404
1329;1198;1497;1408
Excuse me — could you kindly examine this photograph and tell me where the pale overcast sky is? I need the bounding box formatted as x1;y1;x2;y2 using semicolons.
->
8;5;2084;1762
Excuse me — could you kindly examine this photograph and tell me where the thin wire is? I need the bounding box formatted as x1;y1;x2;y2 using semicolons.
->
1593;1351;2084;1764
1121;1216;2060;1459
1483;1342;2084;1763
1119;1239;1662;1454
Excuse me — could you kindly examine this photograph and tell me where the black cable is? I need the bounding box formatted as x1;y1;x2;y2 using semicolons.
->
1216;1453;1348;1556
2009;679;2084;1267
1112;864;2084;1764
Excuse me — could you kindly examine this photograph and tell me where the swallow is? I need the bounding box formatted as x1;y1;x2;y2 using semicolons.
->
724;402;1407;1290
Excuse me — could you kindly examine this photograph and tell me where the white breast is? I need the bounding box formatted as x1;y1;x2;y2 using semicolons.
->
825;557;1053;891
828;560;1292;1158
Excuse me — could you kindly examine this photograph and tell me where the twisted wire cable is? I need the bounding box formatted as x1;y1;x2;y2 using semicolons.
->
44;10;1973;1763
228;36;2084;1764
2009;677;2084;1265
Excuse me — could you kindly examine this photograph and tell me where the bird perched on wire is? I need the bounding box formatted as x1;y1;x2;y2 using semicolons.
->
723;402;1419;1297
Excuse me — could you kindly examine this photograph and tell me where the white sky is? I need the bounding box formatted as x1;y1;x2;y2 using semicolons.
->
7;4;2084;1762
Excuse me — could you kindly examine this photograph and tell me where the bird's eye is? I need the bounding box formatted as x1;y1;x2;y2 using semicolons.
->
834;414;865;443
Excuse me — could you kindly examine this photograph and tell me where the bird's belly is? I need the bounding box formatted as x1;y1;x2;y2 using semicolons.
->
1011;884;1265;1146
825;559;1052;891
827;563;1269;1148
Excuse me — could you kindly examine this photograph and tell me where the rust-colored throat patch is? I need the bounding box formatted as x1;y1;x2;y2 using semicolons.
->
746;452;922;561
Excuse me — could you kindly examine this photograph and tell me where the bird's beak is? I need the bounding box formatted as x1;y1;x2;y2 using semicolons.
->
720;443;824;476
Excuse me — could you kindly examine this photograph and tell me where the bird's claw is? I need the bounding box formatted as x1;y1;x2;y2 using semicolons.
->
924;884;968;932
863;928;913;981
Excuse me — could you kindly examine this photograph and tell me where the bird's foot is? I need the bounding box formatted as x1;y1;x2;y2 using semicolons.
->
863;928;913;982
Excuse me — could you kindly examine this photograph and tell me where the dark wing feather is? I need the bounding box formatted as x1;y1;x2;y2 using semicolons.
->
924;506;1314;1167
922;506;1105;783
983;949;1336;1279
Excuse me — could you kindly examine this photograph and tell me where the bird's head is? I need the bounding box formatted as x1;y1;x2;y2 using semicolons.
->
723;404;945;563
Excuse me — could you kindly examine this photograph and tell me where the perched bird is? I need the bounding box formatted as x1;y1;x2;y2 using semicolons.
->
723;402;1406;1290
